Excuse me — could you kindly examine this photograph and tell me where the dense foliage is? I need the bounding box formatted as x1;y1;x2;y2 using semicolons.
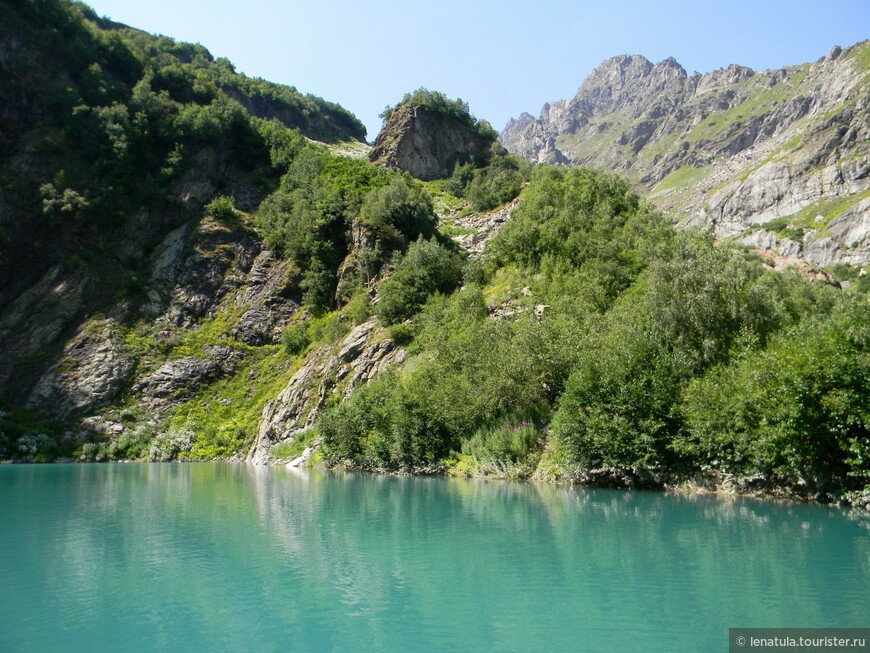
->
2;3;867;504
447;150;531;212
320;165;869;500
0;0;366;307
255;147;443;313
376;238;465;325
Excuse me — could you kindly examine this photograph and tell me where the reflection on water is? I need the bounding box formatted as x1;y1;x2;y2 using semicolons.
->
0;464;867;652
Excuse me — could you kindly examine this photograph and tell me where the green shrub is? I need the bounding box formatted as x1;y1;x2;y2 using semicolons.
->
446;161;474;197
107;425;153;460
309;312;350;345
16;433;55;461
677;300;870;492
343;289;373;325
205;194;237;220
282;322;311;356
377;238;465;325
270;429;317;460
387;322;415;345
149;427;195;461
359;177;437;277
466;156;526;211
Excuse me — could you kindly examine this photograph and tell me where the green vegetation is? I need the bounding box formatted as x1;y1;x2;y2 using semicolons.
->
447;149;531;211
2;3;867;505
317;165;869;501
831;263;870;293
205;195;238;221
651;165;711;196
0;407;63;462
846;41;870;73
270;429;318;460
0;0;369;365
281;311;353;357
377;238;465;325
255;146;441;313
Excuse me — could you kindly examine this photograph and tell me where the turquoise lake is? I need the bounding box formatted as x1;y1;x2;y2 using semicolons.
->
0;463;867;652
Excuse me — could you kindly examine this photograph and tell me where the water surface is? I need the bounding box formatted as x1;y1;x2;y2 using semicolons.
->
0;463;867;652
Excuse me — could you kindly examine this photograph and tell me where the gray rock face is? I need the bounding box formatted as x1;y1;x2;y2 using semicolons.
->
370;104;494;180
0;264;94;399
450;197;522;255
500;41;870;266
133;346;243;411
231;251;298;345
247;319;406;464
143;218;262;327
26;318;134;419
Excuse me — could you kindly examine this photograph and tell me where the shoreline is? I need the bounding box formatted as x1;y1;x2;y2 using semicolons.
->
4;456;869;511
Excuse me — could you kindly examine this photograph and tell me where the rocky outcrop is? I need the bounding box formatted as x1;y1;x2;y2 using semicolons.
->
143;216;263;327
500;42;870;267
450;197;521;255
1;203;302;421
231;251;299;345
247;319;406;464
370;103;495;180
0;264;96;401
133;345;243;411
26;318;134;419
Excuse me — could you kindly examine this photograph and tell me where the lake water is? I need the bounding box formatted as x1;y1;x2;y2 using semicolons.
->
0;463;867;652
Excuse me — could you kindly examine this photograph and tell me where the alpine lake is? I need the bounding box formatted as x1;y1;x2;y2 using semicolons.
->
1;463;867;652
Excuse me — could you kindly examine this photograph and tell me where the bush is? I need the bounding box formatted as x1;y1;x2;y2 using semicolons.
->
205;194;237;220
466;156;526;211
377;238;465;325
359;177;437;276
343;288;373;325
149;427;195;461
386;322;415;346
16;433;55;461
677;300;870;492
462;417;540;463
446;162;474;197
309;312;350;344
282;322;311;356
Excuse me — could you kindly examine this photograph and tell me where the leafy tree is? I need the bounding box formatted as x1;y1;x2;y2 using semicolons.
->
376;238;465;325
677;299;870;492
358;177;437;278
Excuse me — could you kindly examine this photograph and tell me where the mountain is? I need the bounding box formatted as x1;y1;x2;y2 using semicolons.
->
1;1;867;506
500;42;870;269
0;1;483;466
0;0;387;447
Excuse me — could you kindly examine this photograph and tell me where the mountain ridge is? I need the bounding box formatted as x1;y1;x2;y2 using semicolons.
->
500;41;870;269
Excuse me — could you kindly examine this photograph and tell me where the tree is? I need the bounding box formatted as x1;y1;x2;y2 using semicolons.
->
377;238;465;325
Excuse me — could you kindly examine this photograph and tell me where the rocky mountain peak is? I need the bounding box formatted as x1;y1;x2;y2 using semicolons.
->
500;40;870;268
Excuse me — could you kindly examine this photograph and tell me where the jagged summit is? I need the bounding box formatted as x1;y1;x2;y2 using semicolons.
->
500;41;870;267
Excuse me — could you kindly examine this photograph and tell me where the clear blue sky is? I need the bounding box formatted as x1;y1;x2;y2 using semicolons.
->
85;0;869;142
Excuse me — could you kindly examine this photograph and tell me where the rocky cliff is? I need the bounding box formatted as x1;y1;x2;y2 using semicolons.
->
500;42;870;268
0;0;402;463
370;103;495;180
